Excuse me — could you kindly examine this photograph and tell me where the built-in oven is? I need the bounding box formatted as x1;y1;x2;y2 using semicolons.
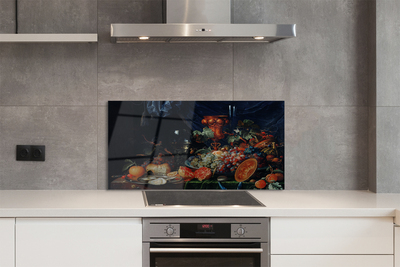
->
142;217;269;267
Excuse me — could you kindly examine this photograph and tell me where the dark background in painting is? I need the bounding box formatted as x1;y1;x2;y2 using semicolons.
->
108;101;284;188
191;101;284;141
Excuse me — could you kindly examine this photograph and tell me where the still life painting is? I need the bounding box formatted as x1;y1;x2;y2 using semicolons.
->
108;101;284;190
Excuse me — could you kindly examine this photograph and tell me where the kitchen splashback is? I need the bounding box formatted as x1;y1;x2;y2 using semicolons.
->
108;101;284;190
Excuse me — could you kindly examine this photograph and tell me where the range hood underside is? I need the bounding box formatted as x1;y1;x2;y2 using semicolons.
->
111;23;296;43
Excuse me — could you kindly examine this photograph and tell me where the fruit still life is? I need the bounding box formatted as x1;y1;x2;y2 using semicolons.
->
108;101;284;190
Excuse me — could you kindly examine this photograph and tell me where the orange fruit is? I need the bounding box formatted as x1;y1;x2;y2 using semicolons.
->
255;179;267;189
266;173;278;183
128;166;145;181
234;158;258;182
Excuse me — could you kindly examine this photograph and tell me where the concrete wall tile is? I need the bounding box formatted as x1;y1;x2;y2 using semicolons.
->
0;43;97;106
369;106;377;192
98;43;234;105
17;0;97;33
98;106;107;190
0;0;16;33
0;106;98;190
285;106;369;190
233;0;373;106
98;0;163;43
377;0;400;106
376;107;400;193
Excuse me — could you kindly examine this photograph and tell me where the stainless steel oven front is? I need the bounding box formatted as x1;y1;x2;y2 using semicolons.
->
142;217;269;267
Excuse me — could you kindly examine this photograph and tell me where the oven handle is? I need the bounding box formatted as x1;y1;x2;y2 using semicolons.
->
149;248;263;253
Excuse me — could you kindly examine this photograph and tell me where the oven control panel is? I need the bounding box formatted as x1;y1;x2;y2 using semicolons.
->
143;218;269;242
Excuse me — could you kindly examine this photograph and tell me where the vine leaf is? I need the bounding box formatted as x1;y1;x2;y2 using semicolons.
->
242;132;253;140
192;127;214;143
203;127;214;139
122;159;136;172
193;130;202;136
227;135;240;144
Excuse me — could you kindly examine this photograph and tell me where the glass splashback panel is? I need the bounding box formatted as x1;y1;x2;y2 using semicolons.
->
108;101;284;190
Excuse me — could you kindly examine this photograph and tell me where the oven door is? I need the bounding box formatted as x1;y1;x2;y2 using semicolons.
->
143;242;269;267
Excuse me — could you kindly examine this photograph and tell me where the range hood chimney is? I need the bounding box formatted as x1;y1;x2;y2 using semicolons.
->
111;0;296;44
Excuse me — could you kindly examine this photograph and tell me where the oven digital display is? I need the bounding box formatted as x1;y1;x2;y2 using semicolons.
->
180;223;230;238
198;224;213;231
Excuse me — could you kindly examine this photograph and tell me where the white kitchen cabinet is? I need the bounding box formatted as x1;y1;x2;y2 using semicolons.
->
0;218;15;267
16;218;142;267
396;226;400;267
271;217;393;254
271;255;393;267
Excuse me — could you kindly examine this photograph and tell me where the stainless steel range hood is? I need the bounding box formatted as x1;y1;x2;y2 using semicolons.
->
111;0;296;44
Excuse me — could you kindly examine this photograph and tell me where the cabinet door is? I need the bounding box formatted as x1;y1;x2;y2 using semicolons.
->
271;255;393;267
16;218;142;267
271;217;393;255
0;218;15;267
396;226;400;267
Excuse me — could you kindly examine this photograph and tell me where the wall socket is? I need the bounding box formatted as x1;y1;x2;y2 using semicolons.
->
16;145;45;161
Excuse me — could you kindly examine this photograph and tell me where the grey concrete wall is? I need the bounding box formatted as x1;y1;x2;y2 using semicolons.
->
0;0;375;190
0;0;15;33
375;0;400;192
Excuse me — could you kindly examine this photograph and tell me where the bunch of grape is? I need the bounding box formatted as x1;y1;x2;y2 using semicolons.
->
214;146;269;174
215;147;248;173
190;153;218;170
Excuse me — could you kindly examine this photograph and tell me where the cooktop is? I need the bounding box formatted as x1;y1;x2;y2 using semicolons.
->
143;190;264;206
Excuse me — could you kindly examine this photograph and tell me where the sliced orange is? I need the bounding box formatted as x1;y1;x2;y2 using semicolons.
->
234;158;258;182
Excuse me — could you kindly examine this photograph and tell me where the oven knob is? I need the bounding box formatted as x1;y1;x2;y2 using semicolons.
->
166;227;175;236
237;227;245;236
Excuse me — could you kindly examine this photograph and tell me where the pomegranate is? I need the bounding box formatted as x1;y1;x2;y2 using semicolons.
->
178;166;194;181
194;167;212;181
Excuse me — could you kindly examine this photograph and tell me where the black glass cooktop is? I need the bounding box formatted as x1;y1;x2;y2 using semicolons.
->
143;190;264;206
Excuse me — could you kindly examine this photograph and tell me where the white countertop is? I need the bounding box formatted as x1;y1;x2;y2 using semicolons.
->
0;190;399;223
